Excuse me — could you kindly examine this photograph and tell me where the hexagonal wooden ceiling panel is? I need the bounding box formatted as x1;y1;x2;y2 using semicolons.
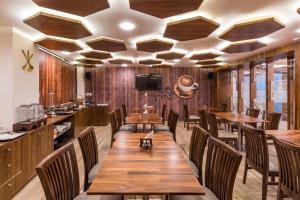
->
219;17;284;42
80;51;112;59
32;0;110;17
190;52;221;60
223;41;267;54
164;16;219;41
35;38;82;52
196;60;221;65
136;39;174;53
129;0;203;19
109;59;133;64
139;59;162;65
152;64;173;68
156;52;185;60
77;59;103;65
78;64;97;68
23;12;91;39
86;38;127;52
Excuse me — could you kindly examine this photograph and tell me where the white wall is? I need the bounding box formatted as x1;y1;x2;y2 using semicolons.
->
76;66;85;99
0;26;39;130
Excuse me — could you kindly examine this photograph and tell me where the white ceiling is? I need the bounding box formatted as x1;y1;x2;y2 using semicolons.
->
1;0;300;68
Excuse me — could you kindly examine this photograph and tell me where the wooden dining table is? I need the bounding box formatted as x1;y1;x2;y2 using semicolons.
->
265;130;300;146
125;113;163;132
87;132;205;198
213;112;269;150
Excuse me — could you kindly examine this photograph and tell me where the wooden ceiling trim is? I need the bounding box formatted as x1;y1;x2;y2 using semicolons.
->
152;64;173;68
86;37;127;52
80;51;112;59
139;59;163;65
219;17;285;42
129;0;204;19
23;12;92;39
156;52;185;60
108;59;133;64
77;58;103;65
136;39;174;53
189;52;221;60
164;16;219;41
35;37;82;52
32;0;110;17
196;60;221;65
223;41;267;54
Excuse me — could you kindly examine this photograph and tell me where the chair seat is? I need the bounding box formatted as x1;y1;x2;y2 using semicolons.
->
119;124;137;132
170;188;218;200
218;130;238;139
88;163;100;184
153;124;170;131
231;122;238;130
189;115;200;120
74;193;122;200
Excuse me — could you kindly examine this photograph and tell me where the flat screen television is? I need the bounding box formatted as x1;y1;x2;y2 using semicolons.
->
135;73;162;90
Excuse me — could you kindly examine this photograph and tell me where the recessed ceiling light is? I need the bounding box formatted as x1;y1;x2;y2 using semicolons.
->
122;64;128;67
119;21;135;31
61;51;71;55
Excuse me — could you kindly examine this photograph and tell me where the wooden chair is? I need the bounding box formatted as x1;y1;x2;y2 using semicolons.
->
154;109;174;132
115;108;137;132
36;142;121;200
231;108;260;132
188;126;209;185
121;104;127;124
183;104;200;130
161;104;167;124
242;124;279;200
206;112;238;149
205;137;242;200
169;111;179;142
273;136;300;200
264;111;282;130
217;103;228;129
198;109;208;131
109;112;130;148
78;127;99;191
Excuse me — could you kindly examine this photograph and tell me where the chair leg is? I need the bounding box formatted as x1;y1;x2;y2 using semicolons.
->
262;174;268;200
184;121;186;128
243;161;248;184
277;187;283;200
187;122;189;130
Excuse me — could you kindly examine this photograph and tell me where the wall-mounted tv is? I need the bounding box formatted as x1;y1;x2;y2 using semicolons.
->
135;73;162;90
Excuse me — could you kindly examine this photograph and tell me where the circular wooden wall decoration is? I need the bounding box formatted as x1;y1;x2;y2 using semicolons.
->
174;75;199;99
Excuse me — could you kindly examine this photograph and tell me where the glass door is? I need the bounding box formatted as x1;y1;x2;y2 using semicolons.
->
254;63;267;118
242;67;250;114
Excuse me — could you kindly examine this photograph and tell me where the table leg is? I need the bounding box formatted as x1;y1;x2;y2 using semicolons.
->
238;123;242;151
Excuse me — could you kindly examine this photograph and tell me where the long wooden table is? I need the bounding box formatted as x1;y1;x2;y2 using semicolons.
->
265;130;300;146
87;132;205;197
126;113;163;132
214;112;269;150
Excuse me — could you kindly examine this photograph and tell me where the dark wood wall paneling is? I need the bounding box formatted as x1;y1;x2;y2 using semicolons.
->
39;50;77;107
85;67;215;119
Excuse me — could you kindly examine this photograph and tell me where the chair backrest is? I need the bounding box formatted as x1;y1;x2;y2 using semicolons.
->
115;108;123;130
220;103;227;112
189;126;209;185
273;136;300;199
78;127;98;191
161;104;167;124
265;111;282;130
122;104;127;123
242;124;269;173
167;109;174;127
246;108;260;128
206;112;219;138
169;111;179;141
36;143;80;200
183;104;189;121
198;109;208;131
109;112;118;147
205;137;242;200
